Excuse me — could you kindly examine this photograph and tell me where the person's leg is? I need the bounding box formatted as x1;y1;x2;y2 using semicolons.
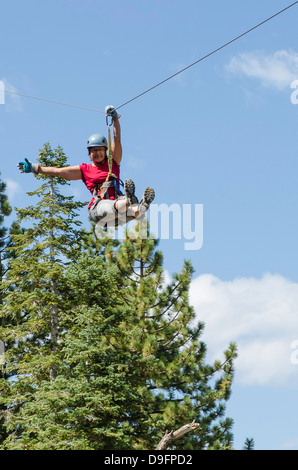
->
89;199;118;226
115;185;155;220
115;179;140;219
90;181;156;228
115;198;140;223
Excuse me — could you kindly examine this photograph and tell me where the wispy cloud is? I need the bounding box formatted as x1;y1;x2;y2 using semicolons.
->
0;78;23;112
225;50;298;90
4;178;22;200
189;272;298;387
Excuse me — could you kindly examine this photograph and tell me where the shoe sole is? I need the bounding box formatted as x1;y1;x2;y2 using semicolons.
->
124;179;138;205
140;187;155;212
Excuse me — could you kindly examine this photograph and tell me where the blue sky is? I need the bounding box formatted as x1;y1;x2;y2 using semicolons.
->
1;0;298;450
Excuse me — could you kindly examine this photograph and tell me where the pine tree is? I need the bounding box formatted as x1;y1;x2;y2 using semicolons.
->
243;437;255;450
0;143;86;448
0;175;12;286
107;224;238;450
0;174;12;444
1;253;126;450
67;224;238;450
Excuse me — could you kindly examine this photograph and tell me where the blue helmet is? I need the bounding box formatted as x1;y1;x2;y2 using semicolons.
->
87;133;108;149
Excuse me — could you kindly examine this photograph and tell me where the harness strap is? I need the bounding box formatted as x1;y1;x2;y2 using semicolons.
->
107;122;113;179
92;178;124;205
98;117;121;200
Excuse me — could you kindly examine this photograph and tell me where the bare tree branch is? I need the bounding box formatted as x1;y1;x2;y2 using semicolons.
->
156;420;200;450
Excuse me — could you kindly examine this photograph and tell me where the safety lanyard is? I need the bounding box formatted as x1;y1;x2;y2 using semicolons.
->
106;115;114;179
98;115;119;200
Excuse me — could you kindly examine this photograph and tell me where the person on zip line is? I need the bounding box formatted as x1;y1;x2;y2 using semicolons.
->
17;105;155;228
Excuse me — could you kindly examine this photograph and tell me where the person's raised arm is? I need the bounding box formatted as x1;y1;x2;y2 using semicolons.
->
17;158;82;180
106;105;122;165
112;117;122;165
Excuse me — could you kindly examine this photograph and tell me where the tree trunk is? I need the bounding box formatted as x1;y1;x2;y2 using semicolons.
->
49;283;58;381
49;182;58;380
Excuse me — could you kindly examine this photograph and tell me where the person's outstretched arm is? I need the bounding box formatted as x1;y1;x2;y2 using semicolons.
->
18;158;82;180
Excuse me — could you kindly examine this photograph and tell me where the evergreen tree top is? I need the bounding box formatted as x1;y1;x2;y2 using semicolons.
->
0;142;241;451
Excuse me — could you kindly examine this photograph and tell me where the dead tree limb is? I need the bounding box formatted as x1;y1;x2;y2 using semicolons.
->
156;420;200;450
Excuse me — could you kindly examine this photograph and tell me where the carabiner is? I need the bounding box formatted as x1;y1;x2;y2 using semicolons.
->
106;114;113;127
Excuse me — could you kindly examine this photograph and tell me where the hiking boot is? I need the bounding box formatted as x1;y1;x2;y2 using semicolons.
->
139;187;155;213
124;179;138;206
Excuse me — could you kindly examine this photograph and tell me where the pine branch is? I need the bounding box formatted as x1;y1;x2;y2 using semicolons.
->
150;280;183;311
156;420;200;450
159;321;185;348
118;291;133;305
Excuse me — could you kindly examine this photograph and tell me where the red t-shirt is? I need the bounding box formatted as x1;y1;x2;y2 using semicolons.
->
80;160;121;208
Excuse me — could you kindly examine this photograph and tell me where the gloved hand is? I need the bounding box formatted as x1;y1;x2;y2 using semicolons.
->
17;158;40;174
105;105;121;119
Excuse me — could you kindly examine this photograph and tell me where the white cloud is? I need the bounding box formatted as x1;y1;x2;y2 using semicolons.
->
225;50;298;90
4;178;22;200
0;78;23;112
189;273;298;387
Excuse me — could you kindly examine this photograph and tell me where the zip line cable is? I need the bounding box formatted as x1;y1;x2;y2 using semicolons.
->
4;90;105;113
115;1;298;110
3;1;298;114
